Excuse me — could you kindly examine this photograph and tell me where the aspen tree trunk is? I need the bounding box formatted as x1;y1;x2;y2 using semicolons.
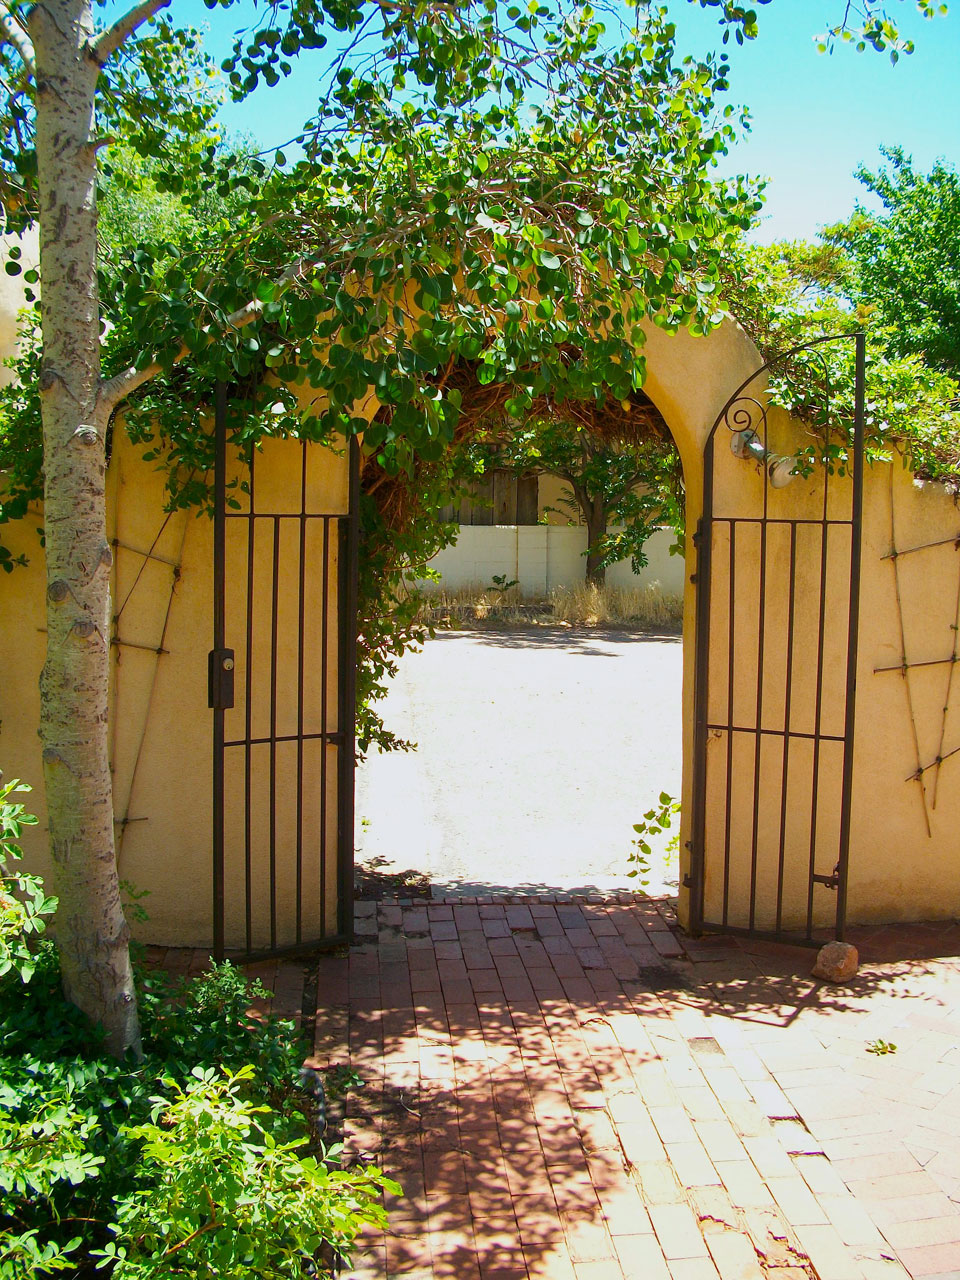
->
31;0;140;1056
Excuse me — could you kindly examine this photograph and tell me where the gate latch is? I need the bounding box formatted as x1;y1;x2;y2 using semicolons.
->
812;862;841;892
208;648;235;710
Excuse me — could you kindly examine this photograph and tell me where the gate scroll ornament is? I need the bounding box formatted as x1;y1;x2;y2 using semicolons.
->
689;334;865;944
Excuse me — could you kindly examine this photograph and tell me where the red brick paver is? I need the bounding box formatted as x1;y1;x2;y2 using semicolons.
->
300;898;960;1280
158;904;960;1279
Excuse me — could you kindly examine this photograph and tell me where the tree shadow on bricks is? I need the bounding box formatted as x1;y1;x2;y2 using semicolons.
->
310;900;960;1279
634;926;957;1034
332;994;640;1279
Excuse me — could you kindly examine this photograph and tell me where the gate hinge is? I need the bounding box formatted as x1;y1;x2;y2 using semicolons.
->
208;648;235;710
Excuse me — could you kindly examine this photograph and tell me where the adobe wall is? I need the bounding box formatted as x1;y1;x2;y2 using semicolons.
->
3;285;960;942
0;427;350;947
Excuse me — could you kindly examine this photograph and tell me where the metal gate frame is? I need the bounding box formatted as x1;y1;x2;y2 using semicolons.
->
689;334;865;944
210;384;361;961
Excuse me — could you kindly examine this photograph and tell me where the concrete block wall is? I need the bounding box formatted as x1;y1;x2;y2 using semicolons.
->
421;525;685;597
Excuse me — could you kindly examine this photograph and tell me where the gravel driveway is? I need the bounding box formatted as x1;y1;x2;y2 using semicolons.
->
355;626;683;896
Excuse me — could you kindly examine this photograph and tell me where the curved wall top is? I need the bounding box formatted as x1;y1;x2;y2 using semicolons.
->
638;317;765;487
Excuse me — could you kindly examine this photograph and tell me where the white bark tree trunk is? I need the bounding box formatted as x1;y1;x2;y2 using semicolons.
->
31;0;140;1056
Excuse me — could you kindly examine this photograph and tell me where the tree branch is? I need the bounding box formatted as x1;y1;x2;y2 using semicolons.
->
89;0;170;67
97;256;319;416
0;1;35;75
97;298;261;415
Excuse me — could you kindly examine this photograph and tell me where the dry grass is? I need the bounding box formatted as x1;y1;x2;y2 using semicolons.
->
416;580;683;629
549;582;683;628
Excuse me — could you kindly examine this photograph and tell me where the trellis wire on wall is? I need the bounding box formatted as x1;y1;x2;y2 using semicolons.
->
875;463;960;831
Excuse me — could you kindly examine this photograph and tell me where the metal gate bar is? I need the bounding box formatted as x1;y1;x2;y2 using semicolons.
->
211;383;228;962
337;437;361;943
210;388;360;960
689;334;865;944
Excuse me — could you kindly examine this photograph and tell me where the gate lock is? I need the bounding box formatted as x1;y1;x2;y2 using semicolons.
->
208;648;235;710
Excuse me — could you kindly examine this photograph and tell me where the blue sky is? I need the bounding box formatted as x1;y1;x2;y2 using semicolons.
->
665;1;960;242
189;0;960;244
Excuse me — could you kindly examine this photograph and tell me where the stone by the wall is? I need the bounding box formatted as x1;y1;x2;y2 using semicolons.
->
812;941;859;983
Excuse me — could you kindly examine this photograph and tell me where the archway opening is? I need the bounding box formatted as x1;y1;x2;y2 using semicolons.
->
354;362;693;903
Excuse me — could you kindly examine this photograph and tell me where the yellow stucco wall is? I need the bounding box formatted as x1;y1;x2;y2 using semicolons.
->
1;426;351;948
638;322;960;930
3;296;960;943
848;459;960;922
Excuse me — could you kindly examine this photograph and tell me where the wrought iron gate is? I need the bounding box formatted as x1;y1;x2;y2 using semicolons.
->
689;335;865;943
210;385;360;960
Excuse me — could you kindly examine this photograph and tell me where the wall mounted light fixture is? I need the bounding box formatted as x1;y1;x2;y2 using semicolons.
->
730;428;798;489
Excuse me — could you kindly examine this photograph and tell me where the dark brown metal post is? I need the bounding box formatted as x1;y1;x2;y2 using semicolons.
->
805;485;831;940
320;516;330;936
835;333;866;940
748;423;771;932
720;519;736;926
243;453;256;954
337;436;361;941
295;446;308;944
689;437;715;935
211;382;227;961
269;515;281;951
775;524;798;934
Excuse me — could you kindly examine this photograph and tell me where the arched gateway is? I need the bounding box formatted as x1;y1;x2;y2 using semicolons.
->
3;318;960;953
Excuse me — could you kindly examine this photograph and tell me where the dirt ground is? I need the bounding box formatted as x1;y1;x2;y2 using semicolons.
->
355;626;684;897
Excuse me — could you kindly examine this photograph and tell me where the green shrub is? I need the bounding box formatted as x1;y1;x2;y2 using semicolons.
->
96;1066;395;1278
0;1092;97;1276
140;961;304;1097
0;778;54;984
0;780;395;1277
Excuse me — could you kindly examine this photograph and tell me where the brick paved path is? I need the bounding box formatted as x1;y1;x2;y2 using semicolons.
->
302;899;960;1280
156;900;960;1280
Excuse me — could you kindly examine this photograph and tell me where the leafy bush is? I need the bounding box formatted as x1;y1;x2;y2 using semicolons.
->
628;792;682;890
0;786;394;1278
0;778;55;983
96;1066;395;1279
0;1088;96;1276
140;961;304;1095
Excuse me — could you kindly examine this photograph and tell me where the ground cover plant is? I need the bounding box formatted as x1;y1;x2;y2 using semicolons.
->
0;948;393;1277
0;777;392;1279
